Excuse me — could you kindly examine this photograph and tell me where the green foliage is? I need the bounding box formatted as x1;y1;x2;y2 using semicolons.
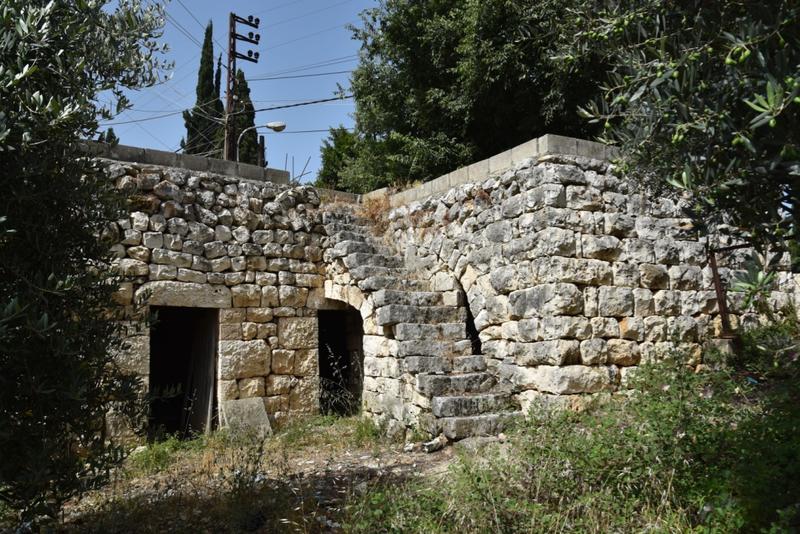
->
0;0;166;524
97;127;120;147
346;323;800;532
231;69;261;165
335;0;605;193
316;126;358;190
181;22;224;157
570;1;800;252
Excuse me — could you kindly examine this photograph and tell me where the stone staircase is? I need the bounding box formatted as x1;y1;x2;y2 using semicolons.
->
323;209;519;440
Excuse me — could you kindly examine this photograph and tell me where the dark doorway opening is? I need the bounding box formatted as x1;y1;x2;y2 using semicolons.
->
149;306;218;440
318;307;364;416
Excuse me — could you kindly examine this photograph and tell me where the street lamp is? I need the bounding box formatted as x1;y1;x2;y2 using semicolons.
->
236;121;286;163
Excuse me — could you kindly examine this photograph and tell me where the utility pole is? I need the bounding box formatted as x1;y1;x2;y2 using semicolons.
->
223;13;261;161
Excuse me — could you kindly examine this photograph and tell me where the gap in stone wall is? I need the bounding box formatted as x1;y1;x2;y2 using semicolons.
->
318;308;364;416
149;306;218;440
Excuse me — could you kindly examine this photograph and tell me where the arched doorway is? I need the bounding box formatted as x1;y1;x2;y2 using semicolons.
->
317;304;364;415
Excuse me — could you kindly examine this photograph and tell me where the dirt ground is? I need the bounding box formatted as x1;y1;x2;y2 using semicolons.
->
60;418;455;533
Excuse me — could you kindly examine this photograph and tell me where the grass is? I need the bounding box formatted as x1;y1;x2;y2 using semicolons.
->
344;320;800;533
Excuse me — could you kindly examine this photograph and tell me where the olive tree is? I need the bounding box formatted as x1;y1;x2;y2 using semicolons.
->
0;0;167;523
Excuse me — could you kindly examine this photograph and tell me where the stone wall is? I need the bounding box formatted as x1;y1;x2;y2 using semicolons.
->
381;152;796;413
105;157;333;431
102;135;798;441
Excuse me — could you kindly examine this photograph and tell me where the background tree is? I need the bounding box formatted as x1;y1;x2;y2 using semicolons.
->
333;0;605;193
181;22;224;157
570;0;800;254
316;127;358;190
0;0;166;523
232;69;262;165
97;127;120;146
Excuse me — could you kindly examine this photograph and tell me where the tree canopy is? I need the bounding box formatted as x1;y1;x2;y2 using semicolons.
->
181;22;224;157
322;0;605;193
0;0;166;523
570;0;800;253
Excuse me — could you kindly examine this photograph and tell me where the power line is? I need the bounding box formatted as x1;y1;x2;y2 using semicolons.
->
250;55;357;78
173;0;227;57
249;69;352;82
265;20;356;52
164;11;203;48
99;95;354;126
253;0;310;17
265;0;355;30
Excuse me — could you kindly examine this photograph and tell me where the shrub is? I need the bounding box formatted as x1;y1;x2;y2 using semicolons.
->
345;321;800;532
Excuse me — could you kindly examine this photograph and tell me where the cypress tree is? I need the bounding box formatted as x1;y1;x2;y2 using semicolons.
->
232;69;262;165
181;22;224;156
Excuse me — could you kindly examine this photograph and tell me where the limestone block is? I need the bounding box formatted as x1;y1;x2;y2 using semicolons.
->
590;317;619;338
603;213;636;237
526;184;566;209
294;349;318;376
232;226;250;243
191;256;211;272
113;335;149;375
266;374;295;395
152;249;192;268
255;272;278;286
203;241;226;259
141;232;163;249
681;290;717;315
220;308;246;323
606;339;641;366
540;316;591;340
127;246;150;262
261;286;279;307
241;322;258;341
246;307;273;323
218;380;239;401
532;228;576;257
669;265;702;290
130;211;150;231
289;378;318;413
668;316;698;342
219;398;272;437
580;338;607;365
583;286;598;317
187;221;214;244
232;284;261;307
619;317;644;341
278;317;317;349
237;377;265;399
633;288;655;316
182;240;203;255
118;258;149;277
509;283;583;318
623;239;655;263
565;185;603;211
654;239;681;265
219;323;241;341
214;225;233;242
279;286;308;307
271;349;295;374
654;290;681;315
536;257;613;286
148;264;176;280
210;257;231;273
135;281;231;308
639;264;669;289
177;268;206;284
514;340;580;366
597;286;634;317
643;316;667;342
612;262;639;287
295;274;323;288
218;340;270;380
514;365;617;394
164;234;182;251
581;235;622;261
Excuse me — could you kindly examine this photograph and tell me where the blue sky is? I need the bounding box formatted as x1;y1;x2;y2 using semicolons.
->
100;0;377;182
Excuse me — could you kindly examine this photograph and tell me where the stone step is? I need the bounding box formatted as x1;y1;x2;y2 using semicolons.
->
440;413;521;441
398;339;472;358
453;355;487;373
326;229;378;246
329;240;383;258
375;304;467;326
394;322;465;340
432;393;516;418
348;264;398;281
343;252;405;270
416;372;496;397
404;356;451;374
322;215;369;228
372;290;444;308
357;275;430;292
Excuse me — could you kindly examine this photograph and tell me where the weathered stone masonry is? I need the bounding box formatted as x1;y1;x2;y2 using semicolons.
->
102;136;797;441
